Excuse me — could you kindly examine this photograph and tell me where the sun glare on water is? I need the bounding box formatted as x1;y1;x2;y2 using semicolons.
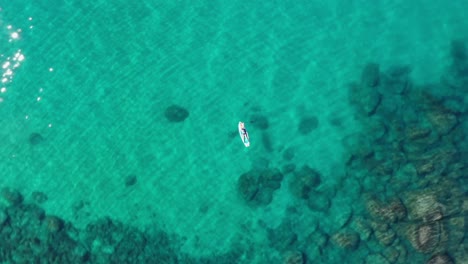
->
0;15;30;103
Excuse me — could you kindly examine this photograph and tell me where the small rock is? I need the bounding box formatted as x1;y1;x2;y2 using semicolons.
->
0;209;7;225
254;187;274;205
250;114;269;130
282;250;304;264
365;253;390;264
298;116;319;135
261;132;274;152
407;223;440;253
259;169;283;190
348;82;382;116
44;215;64;233
382;247;400;264
164;105;189;122
381;65;412;94
450;39;468;77
361;63;380;88
375;229;396;246
283;147;295;161
331;231;360;250
281;164;296;174
124;175;137;187
289;165;321;199
267;223;298;250
1;187;23;205
352;218;373;241
405;192;444;221
377;198;407;223
427;253;454;264
307;192;330;212
31;191;48;203
29;132;44;145
370;221;389;232
237;171;259;202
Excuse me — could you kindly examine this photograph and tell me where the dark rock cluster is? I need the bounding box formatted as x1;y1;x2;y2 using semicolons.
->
341;40;468;263
237;169;284;206
234;40;468;263
0;187;247;263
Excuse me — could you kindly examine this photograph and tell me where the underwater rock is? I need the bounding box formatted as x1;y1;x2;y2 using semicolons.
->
381;65;412;94
405;192;444;222
425;107;458;136
447;216;465;247
427;253;454;264
31;191;48;204
361;63;380;88
261;132;274;152
382;247;400;263
281;164;296;175
348;82;382;116
370;221;389;233
450;39;468;77
259;169;283;190
124;175;137;187
365;253;390;264
394;244;408;263
362;118;387;141
0;189;183;263
298;116;319;135
375;228;396;246
1;187;23;206
288;165;321;199
351;218;373;241
282;147;295;161
304;229;328;254
282;250;304;264
254;187;274;205
267;222;298;251
367;197;406;223
331;230;360;250
44;215;65;233
306;191;330;212
237;169;283;206
407;223;440;253
0;209;6;225
237;171;259;202
404;124;432;141
250;114;269;130
164;105;189;122
29;132;44;145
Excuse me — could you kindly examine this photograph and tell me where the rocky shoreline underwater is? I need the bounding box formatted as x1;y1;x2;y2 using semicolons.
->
1;40;467;263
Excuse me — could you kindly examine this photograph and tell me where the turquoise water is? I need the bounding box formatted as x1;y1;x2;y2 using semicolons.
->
0;1;467;263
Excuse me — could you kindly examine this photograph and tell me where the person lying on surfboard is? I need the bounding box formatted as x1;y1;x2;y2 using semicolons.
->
240;122;249;142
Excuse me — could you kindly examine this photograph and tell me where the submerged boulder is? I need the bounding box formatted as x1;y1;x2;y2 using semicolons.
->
250;114;269;130
361;63;380;88
288;166;321;199
164;105;189;122
331;230;360;250
407;223;440;253
298;116;319;135
307;191;330;212
282;250;304;264
29;132;44;146
237;171;259;202
237;169;283;206
427;253;454;264
348;82;381;116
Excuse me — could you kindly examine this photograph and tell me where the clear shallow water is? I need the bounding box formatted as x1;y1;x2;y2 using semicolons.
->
0;1;467;263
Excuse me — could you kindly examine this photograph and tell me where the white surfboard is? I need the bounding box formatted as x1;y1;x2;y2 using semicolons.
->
238;122;250;147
